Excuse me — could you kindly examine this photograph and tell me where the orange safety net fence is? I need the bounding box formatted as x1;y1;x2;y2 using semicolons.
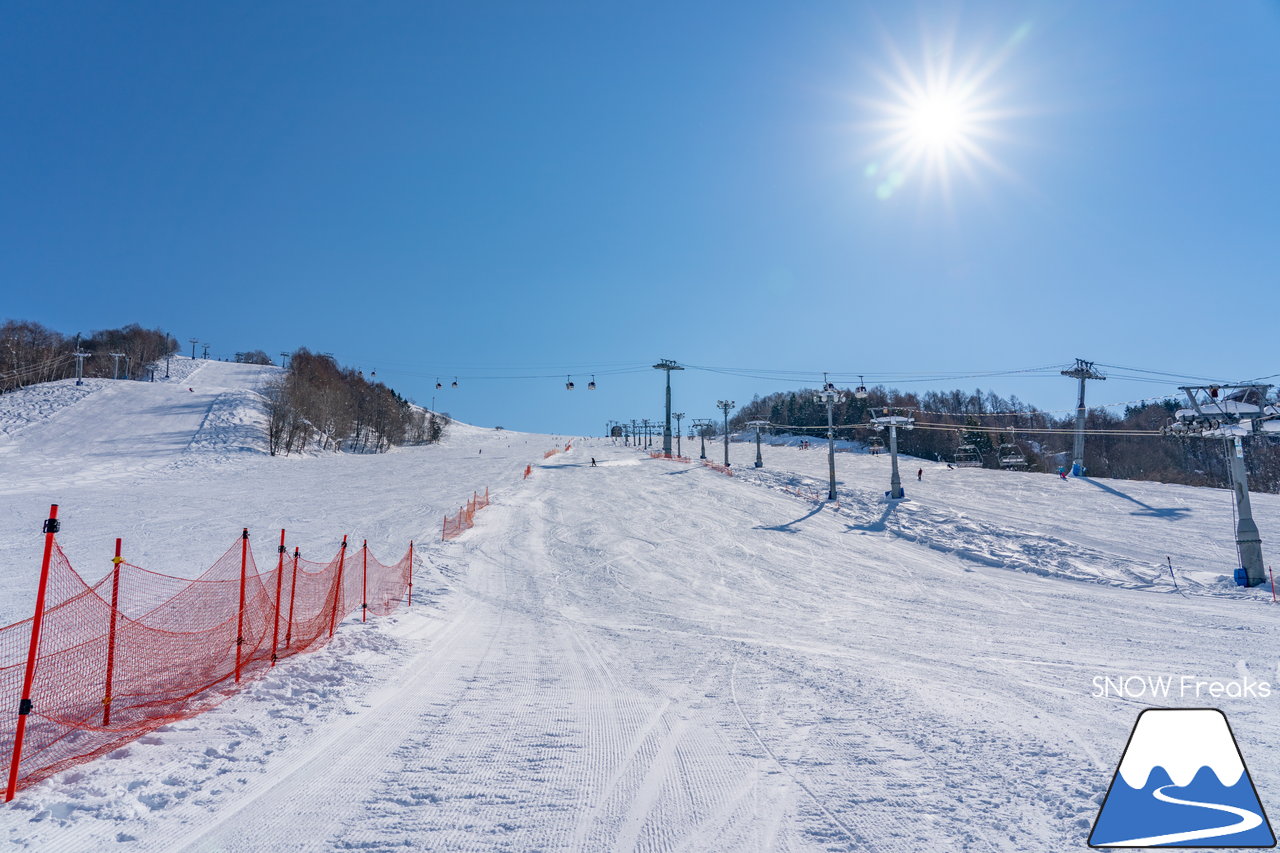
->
649;452;692;463
783;484;826;502
441;488;490;541
0;526;412;798
702;460;734;476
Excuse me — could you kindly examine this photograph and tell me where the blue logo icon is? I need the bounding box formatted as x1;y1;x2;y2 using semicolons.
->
1090;708;1275;848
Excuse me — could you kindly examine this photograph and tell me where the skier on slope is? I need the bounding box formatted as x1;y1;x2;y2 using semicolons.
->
590;457;597;467
917;468;922;481
1058;466;1068;480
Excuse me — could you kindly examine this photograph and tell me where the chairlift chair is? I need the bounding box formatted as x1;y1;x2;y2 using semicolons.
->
565;375;575;390
868;435;885;455
954;444;983;468
997;442;1029;470
435;378;443;390
451;377;458;388
588;375;596;390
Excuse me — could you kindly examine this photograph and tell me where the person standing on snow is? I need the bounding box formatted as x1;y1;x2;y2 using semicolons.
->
917;468;922;481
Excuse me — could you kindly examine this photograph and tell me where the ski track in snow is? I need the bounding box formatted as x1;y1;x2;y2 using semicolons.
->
1;364;1280;850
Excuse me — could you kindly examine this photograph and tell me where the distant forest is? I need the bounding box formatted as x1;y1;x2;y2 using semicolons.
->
729;386;1280;494
265;349;445;456
1;319;179;389
0;319;442;457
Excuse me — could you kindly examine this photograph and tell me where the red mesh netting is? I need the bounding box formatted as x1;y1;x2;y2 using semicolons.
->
0;534;411;795
441;489;489;541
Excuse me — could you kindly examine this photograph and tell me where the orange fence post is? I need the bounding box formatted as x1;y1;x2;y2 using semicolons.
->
102;537;123;726
361;540;368;622
328;536;348;638
270;529;285;665
5;504;59;802
408;541;414;607
235;528;248;683
284;546;299;650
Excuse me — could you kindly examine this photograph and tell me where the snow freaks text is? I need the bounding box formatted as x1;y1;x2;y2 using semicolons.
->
1092;674;1272;700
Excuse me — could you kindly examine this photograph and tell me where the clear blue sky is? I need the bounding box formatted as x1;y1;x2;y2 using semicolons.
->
3;2;1278;434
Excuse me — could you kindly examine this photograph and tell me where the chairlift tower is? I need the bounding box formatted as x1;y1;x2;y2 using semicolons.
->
1061;358;1106;476
716;401;734;467
747;417;762;466
673;413;685;456
815;377;853;500
871;409;915;500
189;338;199;360
1164;384;1278;587
108;352;125;380
653;359;684;456
693;419;713;460
72;349;91;386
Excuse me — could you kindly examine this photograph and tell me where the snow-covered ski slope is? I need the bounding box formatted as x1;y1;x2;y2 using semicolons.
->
0;357;539;621
1;361;1279;851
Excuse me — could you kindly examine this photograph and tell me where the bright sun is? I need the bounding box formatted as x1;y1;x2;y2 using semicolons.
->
907;93;970;150
859;24;1025;201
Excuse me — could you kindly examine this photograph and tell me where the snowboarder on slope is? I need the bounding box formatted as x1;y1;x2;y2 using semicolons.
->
1058;466;1067;480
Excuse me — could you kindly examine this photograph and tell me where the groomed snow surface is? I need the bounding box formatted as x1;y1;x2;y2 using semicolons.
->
1;357;1279;851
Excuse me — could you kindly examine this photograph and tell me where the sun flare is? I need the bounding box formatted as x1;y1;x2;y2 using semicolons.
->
858;24;1026;202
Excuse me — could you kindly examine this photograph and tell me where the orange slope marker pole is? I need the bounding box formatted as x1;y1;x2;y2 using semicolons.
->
284;547;300;650
102;538;123;726
270;529;285;665
328;537;348;638
5;505;60;802
235;529;249;683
